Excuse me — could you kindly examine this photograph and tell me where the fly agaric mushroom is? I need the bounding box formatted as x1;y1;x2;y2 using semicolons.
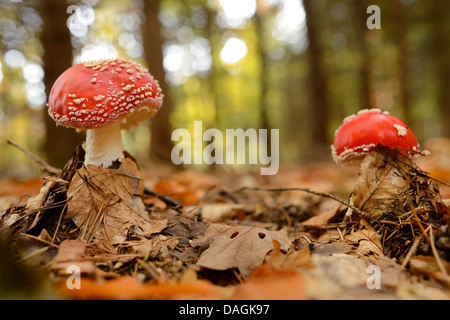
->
47;58;163;168
331;109;424;220
332;108;419;166
331;109;450;262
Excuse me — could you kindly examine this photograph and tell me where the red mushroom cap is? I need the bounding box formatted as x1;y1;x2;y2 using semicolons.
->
48;58;163;130
332;109;419;165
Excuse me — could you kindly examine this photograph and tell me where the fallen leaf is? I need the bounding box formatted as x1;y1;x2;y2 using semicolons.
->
199;203;246;222
396;280;450;300
300;205;346;228
309;253;370;289
15;235;58;267
149;235;179;259
66;158;167;244
192;224;292;278
143;195;167;210
231;265;305;300
345;220;384;256
25;177;65;214
311;242;353;256
0;177;44;199
51;239;96;276
153;179;205;206
117;239;154;258
409;255;440;273
265;240;313;270
59;276;225;300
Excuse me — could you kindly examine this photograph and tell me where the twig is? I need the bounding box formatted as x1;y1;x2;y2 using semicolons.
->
193;185;217;222
429;227;448;277
232;186;369;217
198;186;239;205
136;258;168;284
25;233;59;248
51;197;70;244
401;234;423;270
84;200;108;244
144;186;182;209
7;139;61;175
411;204;431;244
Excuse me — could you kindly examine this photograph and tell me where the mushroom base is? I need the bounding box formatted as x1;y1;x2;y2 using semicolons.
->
65;157;156;244
84;122;124;168
351;146;411;220
349;145;448;259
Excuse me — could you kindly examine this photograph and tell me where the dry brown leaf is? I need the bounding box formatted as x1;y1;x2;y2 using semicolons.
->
25;178;60;213
149;235;179;259
396;280;450;299
192;224;292;278
51;239;96;276
409;255;441;273
117;239;154;258
0;177;43;198
310;253;370;288
153;179;205;206
300;205;345;228
312;242;353;256
345;220;384;256
14;235;58;267
66;158;167;244
59;276;225;300
230;265;305;300
200;203;246;222
265;240;313;270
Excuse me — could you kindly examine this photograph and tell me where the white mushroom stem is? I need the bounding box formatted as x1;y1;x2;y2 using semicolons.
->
84;121;124;168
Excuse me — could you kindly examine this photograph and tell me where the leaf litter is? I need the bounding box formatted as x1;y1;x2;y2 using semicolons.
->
0;141;449;299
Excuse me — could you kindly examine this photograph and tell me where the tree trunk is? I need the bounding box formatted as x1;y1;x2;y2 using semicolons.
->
302;0;329;159
204;5;222;130
39;0;84;168
431;0;450;137
254;11;271;150
394;0;412;127
142;0;174;164
352;0;371;109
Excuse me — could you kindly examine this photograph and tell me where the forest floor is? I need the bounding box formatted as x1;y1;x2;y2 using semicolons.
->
0;137;449;300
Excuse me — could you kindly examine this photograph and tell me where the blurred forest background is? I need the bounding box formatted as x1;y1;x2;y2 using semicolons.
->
0;0;449;179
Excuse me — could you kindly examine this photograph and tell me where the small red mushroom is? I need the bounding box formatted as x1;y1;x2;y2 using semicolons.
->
331;109;420;165
47;58;163;168
332;109;448;259
331;108;427;221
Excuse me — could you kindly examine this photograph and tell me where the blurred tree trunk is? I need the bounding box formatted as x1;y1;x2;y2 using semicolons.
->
142;0;174;163
254;10;271;150
431;0;450;137
394;0;412;127
39;0;84;168
205;5;222;129
302;0;329;159
352;0;371;109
